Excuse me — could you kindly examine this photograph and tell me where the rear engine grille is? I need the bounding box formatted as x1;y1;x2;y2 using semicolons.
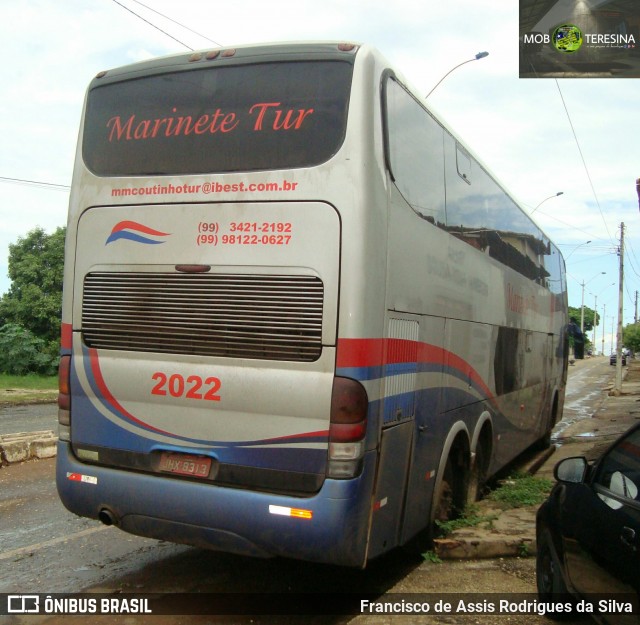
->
81;272;324;361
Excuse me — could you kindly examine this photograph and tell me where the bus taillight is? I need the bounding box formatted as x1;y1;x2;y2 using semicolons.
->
328;377;368;478
58;355;71;432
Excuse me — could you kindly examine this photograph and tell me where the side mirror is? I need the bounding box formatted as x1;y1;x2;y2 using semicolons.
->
554;456;588;483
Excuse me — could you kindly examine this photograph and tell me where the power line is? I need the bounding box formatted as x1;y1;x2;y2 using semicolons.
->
128;0;222;47
533;205;611;242
567;252;618;266
626;239;640;279
0;176;70;191
554;79;615;245
110;0;193;50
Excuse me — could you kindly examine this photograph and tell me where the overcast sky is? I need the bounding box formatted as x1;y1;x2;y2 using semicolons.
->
1;0;638;352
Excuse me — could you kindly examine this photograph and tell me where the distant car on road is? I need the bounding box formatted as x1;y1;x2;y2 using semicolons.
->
610;352;627;366
536;423;640;622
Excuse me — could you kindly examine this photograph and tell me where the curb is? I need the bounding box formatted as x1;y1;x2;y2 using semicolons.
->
433;500;540;560
434;533;536;560
0;430;58;466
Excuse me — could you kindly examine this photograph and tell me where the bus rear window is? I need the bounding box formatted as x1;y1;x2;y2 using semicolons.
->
83;61;353;176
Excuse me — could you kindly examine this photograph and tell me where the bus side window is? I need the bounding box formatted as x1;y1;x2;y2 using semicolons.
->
384;77;446;226
456;145;471;184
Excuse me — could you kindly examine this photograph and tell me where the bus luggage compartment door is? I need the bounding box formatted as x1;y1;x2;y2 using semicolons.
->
367;420;413;559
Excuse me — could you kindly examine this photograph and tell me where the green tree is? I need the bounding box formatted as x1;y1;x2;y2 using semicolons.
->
623;323;640;354
0;323;56;375
0;226;66;364
568;305;599;333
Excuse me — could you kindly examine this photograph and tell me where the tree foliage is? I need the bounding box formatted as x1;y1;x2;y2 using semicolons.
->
0;323;57;375
623;323;640;354
0;226;66;370
568;305;598;333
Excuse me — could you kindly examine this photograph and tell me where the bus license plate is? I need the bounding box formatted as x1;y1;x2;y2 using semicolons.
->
158;453;212;478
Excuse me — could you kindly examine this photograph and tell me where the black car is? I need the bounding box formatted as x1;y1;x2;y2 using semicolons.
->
610;353;628;366
536;423;640;623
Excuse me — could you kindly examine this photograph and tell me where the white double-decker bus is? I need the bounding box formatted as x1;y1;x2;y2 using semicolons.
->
57;42;568;567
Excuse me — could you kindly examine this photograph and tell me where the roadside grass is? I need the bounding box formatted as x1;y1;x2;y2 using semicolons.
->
0;373;58;406
435;503;498;536
433;472;553;540
487;471;553;508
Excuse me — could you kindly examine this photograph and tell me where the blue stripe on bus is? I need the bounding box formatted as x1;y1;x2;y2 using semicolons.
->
337;362;490;405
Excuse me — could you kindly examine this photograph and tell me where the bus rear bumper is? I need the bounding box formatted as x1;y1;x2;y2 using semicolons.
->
56;442;375;567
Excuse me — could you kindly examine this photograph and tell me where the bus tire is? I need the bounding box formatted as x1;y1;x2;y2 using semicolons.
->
433;449;466;525
434;455;455;523
534;393;558;451
403;448;466;554
467;442;487;503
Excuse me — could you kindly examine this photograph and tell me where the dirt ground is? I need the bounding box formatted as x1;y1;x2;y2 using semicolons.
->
0;387;57;407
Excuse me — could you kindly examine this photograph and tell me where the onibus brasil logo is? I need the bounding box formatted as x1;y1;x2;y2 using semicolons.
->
552;24;583;53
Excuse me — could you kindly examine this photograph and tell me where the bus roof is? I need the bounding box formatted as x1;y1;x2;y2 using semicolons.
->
90;41;363;86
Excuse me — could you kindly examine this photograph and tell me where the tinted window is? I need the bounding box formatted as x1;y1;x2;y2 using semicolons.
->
544;243;566;295
83;61;353;176
456;145;471;183
443;134;551;285
385;78;446;225
384;80;557;288
595;427;640;508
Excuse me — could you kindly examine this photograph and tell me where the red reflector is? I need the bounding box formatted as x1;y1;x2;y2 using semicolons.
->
58;392;70;411
329;421;366;443
58;355;71;397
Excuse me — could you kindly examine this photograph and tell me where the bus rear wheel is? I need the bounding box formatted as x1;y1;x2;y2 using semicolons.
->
467;442;487;503
404;448;468;553
433;452;466;525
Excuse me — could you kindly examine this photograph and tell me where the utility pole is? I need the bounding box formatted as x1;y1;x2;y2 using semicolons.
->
580;281;585;334
635;290;638;324
612;316;615;355
593;296;598;356
615;222;625;393
601;303;606;357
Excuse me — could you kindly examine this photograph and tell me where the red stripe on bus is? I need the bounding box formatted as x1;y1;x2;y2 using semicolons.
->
61;322;72;350
336;338;495;401
110;220;169;236
255;430;329;444
88;348;172;435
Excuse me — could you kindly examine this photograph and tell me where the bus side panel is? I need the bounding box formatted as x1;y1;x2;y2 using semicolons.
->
399;315;446;544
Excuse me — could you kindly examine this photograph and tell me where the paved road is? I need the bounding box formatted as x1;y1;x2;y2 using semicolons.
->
555;356;613;440
0;402;57;435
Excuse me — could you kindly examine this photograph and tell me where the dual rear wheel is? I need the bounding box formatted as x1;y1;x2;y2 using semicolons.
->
433;440;488;525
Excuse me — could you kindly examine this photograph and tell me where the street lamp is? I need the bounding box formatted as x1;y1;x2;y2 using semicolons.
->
565;240;591;260
425;51;489;99
530;191;564;215
591;283;615;355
